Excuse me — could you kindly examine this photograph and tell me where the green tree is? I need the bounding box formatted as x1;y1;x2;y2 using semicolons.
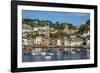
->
32;19;40;27
22;19;33;24
78;19;90;34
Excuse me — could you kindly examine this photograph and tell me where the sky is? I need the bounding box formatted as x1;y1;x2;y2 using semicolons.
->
22;10;90;26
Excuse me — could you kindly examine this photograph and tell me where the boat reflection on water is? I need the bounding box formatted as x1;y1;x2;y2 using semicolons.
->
22;48;90;62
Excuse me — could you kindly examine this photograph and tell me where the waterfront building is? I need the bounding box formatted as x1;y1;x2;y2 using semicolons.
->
57;39;62;46
64;38;83;47
41;37;49;46
33;36;42;45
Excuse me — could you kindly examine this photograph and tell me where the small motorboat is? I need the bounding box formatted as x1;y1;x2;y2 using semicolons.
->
41;52;46;55
48;53;54;56
32;52;38;55
44;56;51;60
72;49;80;54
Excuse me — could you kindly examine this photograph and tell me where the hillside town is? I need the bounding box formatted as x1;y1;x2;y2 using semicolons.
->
22;19;90;48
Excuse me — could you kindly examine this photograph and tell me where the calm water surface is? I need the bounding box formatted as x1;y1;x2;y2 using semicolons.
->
22;48;90;62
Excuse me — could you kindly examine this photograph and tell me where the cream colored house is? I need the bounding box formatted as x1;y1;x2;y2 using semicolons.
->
57;39;62;46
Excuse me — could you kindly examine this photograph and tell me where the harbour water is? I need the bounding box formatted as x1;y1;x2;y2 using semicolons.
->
22;48;90;62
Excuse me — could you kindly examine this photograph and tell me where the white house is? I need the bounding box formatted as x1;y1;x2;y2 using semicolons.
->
22;24;33;33
81;30;90;37
57;39;61;46
22;39;33;46
86;39;90;47
22;39;28;45
33;36;42;45
70;35;76;38
33;26;50;37
64;38;69;46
